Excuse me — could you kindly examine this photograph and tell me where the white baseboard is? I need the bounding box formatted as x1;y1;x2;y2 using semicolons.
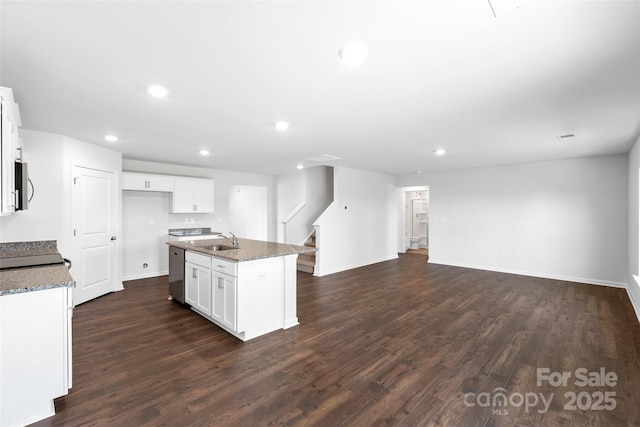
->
122;270;168;282
427;259;627;289
314;254;399;277
628;276;640;324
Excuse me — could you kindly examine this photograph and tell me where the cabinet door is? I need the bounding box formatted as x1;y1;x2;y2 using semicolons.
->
196;266;212;317
172;177;214;213
212;273;236;331
122;172;173;192
184;261;199;306
172;178;194;213
193;178;214;213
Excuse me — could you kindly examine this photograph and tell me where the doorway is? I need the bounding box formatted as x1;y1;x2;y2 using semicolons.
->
399;186;429;256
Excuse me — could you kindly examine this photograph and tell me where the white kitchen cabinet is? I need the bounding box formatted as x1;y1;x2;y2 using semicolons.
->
181;250;291;341
0;86;21;215
211;271;237;331
122;172;174;192
0;287;72;427
172;177;214;213
185;251;212;317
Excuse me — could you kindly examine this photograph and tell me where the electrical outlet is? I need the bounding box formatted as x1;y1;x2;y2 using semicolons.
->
149;218;155;226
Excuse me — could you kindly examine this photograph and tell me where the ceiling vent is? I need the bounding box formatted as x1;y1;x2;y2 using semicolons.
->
304;154;342;163
557;134;576;141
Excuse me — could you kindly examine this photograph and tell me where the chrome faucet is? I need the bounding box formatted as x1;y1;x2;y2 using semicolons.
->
221;232;239;247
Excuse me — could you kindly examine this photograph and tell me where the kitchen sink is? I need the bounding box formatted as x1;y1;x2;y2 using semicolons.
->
201;244;239;251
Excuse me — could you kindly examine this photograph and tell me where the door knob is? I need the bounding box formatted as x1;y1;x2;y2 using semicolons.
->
111;236;117;241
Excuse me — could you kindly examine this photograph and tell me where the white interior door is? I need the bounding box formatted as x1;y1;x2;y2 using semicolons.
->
71;166;117;305
229;185;267;240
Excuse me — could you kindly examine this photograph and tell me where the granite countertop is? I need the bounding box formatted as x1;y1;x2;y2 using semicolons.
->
168;227;222;237
0;240;60;258
0;241;75;296
167;238;316;262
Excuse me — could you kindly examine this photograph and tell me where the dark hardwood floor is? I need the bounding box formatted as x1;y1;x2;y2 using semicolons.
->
31;255;640;426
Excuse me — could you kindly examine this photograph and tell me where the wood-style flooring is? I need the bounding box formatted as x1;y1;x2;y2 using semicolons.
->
31;255;640;426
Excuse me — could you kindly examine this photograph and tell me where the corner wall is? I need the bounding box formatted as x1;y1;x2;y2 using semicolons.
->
628;136;640;322
276;166;333;245
398;155;628;287
314;167;397;276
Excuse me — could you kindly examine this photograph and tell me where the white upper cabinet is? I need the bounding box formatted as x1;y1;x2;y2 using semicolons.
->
122;172;174;192
172;177;214;213
0;86;21;215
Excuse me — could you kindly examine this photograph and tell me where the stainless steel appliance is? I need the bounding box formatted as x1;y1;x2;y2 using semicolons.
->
14;161;28;211
168;247;185;303
0;252;69;270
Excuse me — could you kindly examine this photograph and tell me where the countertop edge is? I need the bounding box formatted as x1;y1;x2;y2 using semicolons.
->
167;238;316;262
0;280;76;297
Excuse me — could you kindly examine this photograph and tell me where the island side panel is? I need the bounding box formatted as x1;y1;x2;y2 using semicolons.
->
237;257;284;340
282;254;299;329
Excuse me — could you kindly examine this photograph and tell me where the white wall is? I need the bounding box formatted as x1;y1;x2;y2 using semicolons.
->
398;155;628;287
0;130;65;245
314;167;397;276
0;130;122;263
276;169;305;242
229;185;267;240
121;159;274;280
276;166;333;245
628;136;640;321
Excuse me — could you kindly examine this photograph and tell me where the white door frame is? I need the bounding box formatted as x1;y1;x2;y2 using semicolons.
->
397;185;429;254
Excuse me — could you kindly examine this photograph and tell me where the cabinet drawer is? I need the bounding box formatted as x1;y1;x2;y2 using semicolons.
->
186;251;211;268
211;257;237;277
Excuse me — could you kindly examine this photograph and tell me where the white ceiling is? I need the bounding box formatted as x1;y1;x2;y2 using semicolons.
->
1;1;639;176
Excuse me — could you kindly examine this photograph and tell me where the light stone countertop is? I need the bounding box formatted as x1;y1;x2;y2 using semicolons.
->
0;240;75;296
0;264;75;296
167;237;316;262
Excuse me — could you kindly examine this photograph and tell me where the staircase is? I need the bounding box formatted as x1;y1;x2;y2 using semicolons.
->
297;231;316;274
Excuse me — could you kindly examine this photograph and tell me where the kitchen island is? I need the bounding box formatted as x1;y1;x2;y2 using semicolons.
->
167;238;315;341
0;241;74;427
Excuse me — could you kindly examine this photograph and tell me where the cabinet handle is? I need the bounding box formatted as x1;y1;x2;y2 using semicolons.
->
193;268;198;279
216;264;225;269
218;277;224;289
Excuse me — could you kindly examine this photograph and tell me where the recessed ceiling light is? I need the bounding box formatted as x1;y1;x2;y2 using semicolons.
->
104;134;118;142
199;149;210;156
339;42;368;67
434;149;446;156
275;121;290;131
296;164;304;170
147;85;169;98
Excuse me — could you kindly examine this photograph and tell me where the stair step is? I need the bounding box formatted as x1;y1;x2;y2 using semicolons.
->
297;258;314;274
299;252;315;260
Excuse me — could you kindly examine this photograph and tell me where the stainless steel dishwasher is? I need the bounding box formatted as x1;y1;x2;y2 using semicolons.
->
168;247;185;303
